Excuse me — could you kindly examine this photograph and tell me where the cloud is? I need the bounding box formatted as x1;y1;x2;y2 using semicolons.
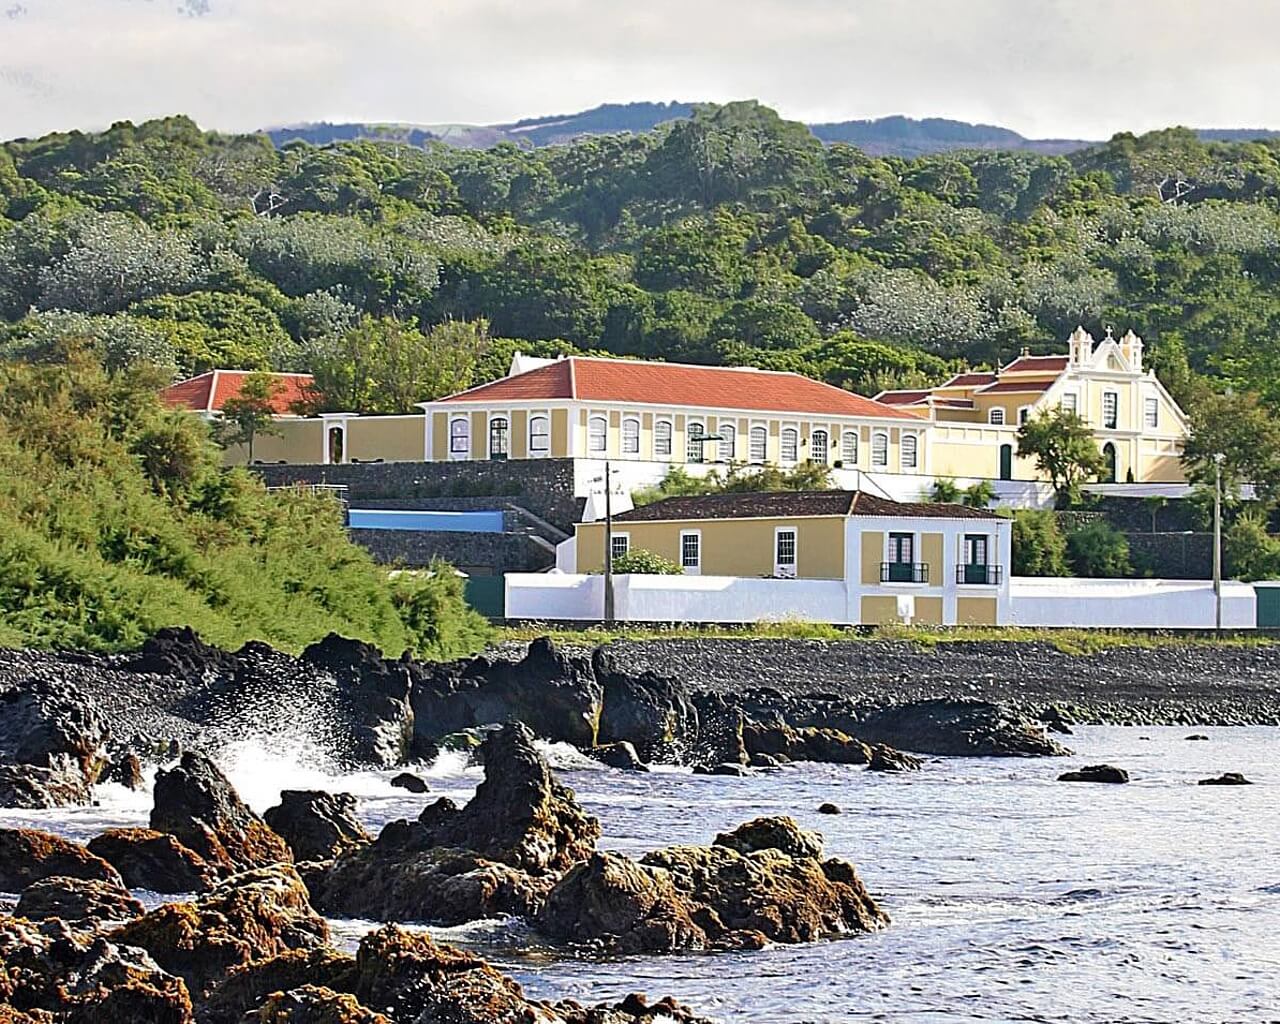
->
0;0;1278;140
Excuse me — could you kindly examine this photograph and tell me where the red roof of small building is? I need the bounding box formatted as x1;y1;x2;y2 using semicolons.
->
874;389;931;406
975;379;1056;395
942;372;998;388
161;371;315;416
437;357;917;420
1001;354;1069;374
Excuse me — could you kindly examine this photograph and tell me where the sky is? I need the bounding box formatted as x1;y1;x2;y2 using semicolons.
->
1;0;1278;141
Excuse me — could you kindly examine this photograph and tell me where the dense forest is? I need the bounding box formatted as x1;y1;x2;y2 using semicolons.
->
4;100;1280;415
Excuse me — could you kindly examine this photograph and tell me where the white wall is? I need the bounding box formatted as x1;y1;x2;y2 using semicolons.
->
506;573;604;620
1009;577;1256;630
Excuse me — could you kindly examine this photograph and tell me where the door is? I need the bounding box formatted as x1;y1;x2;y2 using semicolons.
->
886;532;917;582
963;534;989;585
489;418;509;461
774;528;797;578
999;444;1013;481
1102;442;1117;483
1257;585;1280;628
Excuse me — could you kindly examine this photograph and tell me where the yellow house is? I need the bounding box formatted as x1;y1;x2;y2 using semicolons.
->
573;490;1012;626
876;327;1189;483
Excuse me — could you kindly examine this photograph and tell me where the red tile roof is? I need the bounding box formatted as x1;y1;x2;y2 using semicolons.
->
875;389;931;406
612;490;1002;523
161;371;315;416
1001;355;1069;374
942;372;997;388
975;379;1055;395
438;357;917;420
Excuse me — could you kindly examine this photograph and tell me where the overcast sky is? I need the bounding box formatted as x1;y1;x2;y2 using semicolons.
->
1;0;1278;141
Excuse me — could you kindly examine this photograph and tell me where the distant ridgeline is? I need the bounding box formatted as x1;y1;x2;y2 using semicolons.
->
265;102;1280;156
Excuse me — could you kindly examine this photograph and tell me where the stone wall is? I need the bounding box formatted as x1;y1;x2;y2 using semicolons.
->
349;528;551;574
252;458;583;531
1125;532;1213;580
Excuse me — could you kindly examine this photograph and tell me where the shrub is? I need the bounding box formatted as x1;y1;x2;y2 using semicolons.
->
929;478;961;503
1224;508;1280;582
963;480;996;508
1066;520;1132;578
1008;509;1069;576
611;548;683;574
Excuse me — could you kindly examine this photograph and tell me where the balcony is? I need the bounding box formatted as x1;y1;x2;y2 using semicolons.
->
881;561;928;584
957;564;1004;586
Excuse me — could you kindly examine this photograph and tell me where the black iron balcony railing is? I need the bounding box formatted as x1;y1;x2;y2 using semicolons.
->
957;564;1004;585
881;561;928;583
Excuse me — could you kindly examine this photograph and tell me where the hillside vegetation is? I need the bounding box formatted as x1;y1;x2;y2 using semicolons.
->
3;101;1280;415
0;355;492;655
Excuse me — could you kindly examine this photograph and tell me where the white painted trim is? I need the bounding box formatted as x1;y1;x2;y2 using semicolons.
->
447;415;471;460
679;529;702;575
774;525;798;579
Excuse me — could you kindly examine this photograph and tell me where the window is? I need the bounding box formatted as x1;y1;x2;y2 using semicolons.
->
781;427;798;463
488;417;509;460
1144;397;1159;429
841;431;858;465
622;417;640;455
775;528;797;578
610;533;630;561
529;414;550;454
654;420;673;458
686;421;706;463
1103;392;1118;429
889;532;914;564
872;432;888;467
588;415;607;453
960;534;995;585
810;429;829;464
988;408;1005;426
900;433;918;470
882;531;925;583
449;417;470;456
1060;393;1078;415
749;425;767;463
718;424;736;462
680;531;701;574
1018;406;1031;426
964;534;988;566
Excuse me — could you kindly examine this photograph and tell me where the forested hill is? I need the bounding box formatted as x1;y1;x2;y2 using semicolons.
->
4;100;1280;416
266;102;1280;157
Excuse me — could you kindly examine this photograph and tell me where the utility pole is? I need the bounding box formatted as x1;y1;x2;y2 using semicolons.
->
1213;452;1225;636
603;460;615;625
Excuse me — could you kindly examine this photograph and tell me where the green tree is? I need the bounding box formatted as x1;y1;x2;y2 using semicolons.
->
1182;390;1280;508
929;478;962;503
963;480;997;507
1224;507;1280;581
216;372;284;462
1066;520;1132;577
1009;509;1069;576
1016;408;1107;506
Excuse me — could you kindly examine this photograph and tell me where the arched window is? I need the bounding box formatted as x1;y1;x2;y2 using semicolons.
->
654;420;673;458
528;415;550;454
780;427;799;463
718;424;736;462
449;417;470;458
810;429;829;464
988;408;1005;426
686;421;706;463
749;425;767;464
841;431;858;465
871;431;888;467
588;415;607;453
488;417;509;461
900;433;918;471
621;417;640;455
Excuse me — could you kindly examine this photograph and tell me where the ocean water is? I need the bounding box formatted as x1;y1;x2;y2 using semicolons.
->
3;726;1277;1023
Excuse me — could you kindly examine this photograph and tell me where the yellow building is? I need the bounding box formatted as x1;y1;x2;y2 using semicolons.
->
573;490;1012;626
876;327;1189;483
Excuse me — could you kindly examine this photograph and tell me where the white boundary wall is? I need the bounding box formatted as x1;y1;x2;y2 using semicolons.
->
1009;577;1257;629
508;572;1260;629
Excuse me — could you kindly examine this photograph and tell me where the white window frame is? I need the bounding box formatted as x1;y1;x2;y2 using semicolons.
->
900;433;918;471
749;424;767;464
718;424;736;463
780;426;799;464
871;431;888;467
679;529;702;575
841;430;858;466
1102;391;1119;429
686;421;706;463
988;408;1005;426
654;419;673;460
810;428;829;464
609;532;630;562
1018;405;1032;426
1144;396;1159;429
1060;392;1078;415
588;414;607;453
528;413;550;454
774;526;798;579
448;416;470;460
621;416;640;456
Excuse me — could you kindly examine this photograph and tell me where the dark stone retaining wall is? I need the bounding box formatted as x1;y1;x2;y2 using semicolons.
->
349;528;551;573
252;458;583;531
1125;532;1212;579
